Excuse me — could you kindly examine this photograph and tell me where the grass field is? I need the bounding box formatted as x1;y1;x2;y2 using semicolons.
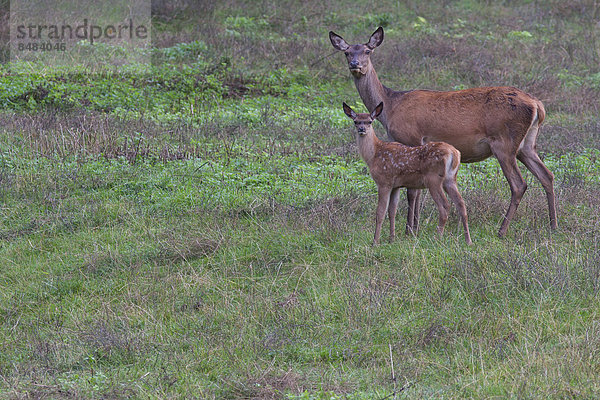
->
1;0;600;398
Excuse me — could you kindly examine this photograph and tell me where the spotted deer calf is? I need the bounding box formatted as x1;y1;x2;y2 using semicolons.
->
343;102;472;245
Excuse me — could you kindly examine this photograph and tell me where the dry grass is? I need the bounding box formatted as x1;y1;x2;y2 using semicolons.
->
0;111;201;161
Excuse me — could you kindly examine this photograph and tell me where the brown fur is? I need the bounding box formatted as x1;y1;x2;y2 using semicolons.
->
331;27;557;237
344;102;472;245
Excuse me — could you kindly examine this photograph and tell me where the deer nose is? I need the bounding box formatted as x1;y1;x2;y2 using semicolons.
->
349;61;359;69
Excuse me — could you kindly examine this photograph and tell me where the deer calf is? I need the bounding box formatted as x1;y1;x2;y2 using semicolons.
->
343;102;472;245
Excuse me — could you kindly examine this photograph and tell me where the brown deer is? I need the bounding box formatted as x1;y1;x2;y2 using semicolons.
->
343;101;472;245
330;27;557;237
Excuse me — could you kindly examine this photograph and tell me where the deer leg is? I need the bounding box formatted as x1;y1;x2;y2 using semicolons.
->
413;189;421;233
406;188;418;235
492;144;527;237
517;149;558;230
428;183;450;237
388;187;401;243
374;186;392;245
443;179;473;245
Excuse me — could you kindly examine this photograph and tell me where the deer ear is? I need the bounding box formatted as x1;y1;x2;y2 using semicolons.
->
367;27;384;49
342;102;357;119
329;31;349;51
371;102;384;119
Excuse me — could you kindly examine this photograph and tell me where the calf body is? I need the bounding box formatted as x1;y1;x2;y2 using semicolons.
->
343;102;472;245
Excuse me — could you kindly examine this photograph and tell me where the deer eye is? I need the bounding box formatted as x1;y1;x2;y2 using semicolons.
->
365;49;371;54
344;51;350;56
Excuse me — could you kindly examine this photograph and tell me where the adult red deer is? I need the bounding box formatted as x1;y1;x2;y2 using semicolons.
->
329;27;557;237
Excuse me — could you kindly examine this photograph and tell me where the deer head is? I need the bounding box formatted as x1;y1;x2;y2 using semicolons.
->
329;27;384;78
342;102;383;136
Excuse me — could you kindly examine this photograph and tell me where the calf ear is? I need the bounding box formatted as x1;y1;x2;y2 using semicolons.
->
371;102;384;119
329;31;349;51
367;27;384;49
342;102;357;119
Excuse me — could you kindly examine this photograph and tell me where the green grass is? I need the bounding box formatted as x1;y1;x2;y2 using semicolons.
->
2;135;600;398
1;0;600;399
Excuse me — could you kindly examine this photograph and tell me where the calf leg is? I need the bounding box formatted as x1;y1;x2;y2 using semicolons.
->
443;179;473;244
427;183;450;237
406;188;419;235
413;189;421;233
374;186;392;245
388;188;402;243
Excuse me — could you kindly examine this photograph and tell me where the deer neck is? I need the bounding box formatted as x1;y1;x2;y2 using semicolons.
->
354;65;390;129
356;128;380;166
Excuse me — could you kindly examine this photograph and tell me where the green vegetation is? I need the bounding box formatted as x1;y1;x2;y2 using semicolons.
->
1;0;600;398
